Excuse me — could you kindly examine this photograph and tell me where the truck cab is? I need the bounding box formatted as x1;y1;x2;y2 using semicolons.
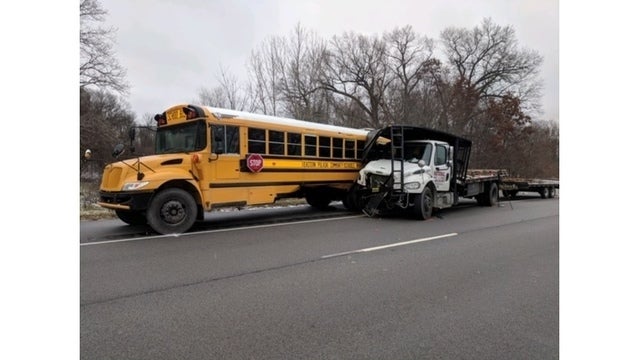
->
357;140;453;195
351;125;477;219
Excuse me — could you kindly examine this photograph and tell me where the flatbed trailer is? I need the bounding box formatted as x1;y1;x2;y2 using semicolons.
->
466;169;560;199
500;176;560;199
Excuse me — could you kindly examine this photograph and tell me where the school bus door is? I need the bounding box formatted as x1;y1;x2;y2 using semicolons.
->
211;125;241;179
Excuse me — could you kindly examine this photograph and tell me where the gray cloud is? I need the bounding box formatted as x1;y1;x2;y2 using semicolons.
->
101;0;558;122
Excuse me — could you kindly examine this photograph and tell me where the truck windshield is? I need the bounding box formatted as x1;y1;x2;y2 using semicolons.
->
155;120;207;154
404;143;433;163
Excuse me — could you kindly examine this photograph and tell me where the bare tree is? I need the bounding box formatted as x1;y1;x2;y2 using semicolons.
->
247;37;286;116
80;88;136;177
384;25;435;125
277;24;332;122
439;18;543;130
320;32;393;128
80;0;128;94
196;66;251;111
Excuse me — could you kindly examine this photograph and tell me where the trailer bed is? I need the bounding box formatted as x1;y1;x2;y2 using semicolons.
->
500;176;559;199
465;169;559;199
500;177;559;190
465;169;503;184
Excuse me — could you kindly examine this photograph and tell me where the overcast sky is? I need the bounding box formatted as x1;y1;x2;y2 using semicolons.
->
100;0;559;122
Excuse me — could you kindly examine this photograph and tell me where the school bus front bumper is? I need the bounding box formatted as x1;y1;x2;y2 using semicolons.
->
98;190;155;212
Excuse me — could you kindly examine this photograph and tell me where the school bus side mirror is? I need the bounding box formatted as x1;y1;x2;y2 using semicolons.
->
112;144;125;158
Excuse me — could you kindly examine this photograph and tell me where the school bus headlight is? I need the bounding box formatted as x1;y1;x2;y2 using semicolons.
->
122;181;150;191
404;182;421;190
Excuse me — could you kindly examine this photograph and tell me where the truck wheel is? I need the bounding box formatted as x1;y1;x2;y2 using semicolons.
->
478;182;499;206
115;210;147;225
413;186;433;220
146;188;197;234
540;187;549;199
487;182;499;206
548;188;556;198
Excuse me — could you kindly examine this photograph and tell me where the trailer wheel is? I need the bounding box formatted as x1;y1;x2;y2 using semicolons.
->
548;187;556;198
540;187;549;199
146;188;197;234
413;186;433;220
115;210;147;225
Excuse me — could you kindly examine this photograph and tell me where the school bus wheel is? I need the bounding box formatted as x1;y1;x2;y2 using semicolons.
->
342;184;362;212
146;188;197;234
305;189;331;210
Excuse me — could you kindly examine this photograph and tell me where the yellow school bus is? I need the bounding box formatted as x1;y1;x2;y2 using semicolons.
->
97;104;371;234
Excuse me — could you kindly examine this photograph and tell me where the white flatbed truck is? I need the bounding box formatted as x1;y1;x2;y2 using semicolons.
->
346;125;559;219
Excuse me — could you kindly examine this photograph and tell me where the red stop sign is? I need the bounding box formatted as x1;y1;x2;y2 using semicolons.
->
246;153;264;173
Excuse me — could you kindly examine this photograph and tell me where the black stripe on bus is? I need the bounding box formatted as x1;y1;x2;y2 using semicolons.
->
241;168;359;173
255;155;362;162
239;159;360;173
209;180;354;189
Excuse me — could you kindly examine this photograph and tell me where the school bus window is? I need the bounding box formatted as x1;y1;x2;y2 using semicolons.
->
248;128;266;154
356;140;365;159
268;130;285;155
319;136;331;157
304;135;317;157
212;125;239;154
332;138;344;158
345;139;355;159
287;133;301;156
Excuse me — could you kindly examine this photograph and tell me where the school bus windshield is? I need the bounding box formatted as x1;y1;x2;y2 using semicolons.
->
155;120;207;154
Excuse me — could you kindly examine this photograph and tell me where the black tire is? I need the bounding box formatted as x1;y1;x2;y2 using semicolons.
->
487;182;499;206
413;186;434;220
478;182;499;206
342;185;362;212
540;187;549;199
548;187;556;198
115;210;147;225
306;189;331;210
146;188;197;234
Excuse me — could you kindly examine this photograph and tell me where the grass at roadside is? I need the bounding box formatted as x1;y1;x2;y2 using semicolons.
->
80;180;116;220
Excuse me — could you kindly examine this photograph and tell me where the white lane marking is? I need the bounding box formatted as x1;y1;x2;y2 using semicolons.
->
81;215;365;247
321;233;458;259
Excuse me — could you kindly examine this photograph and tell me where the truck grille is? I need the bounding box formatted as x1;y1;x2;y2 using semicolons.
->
367;174;390;192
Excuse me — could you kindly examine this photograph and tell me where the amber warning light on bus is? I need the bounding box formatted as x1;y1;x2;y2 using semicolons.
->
154;113;167;126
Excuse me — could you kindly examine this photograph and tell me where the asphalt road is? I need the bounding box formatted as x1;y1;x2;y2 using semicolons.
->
80;194;559;359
